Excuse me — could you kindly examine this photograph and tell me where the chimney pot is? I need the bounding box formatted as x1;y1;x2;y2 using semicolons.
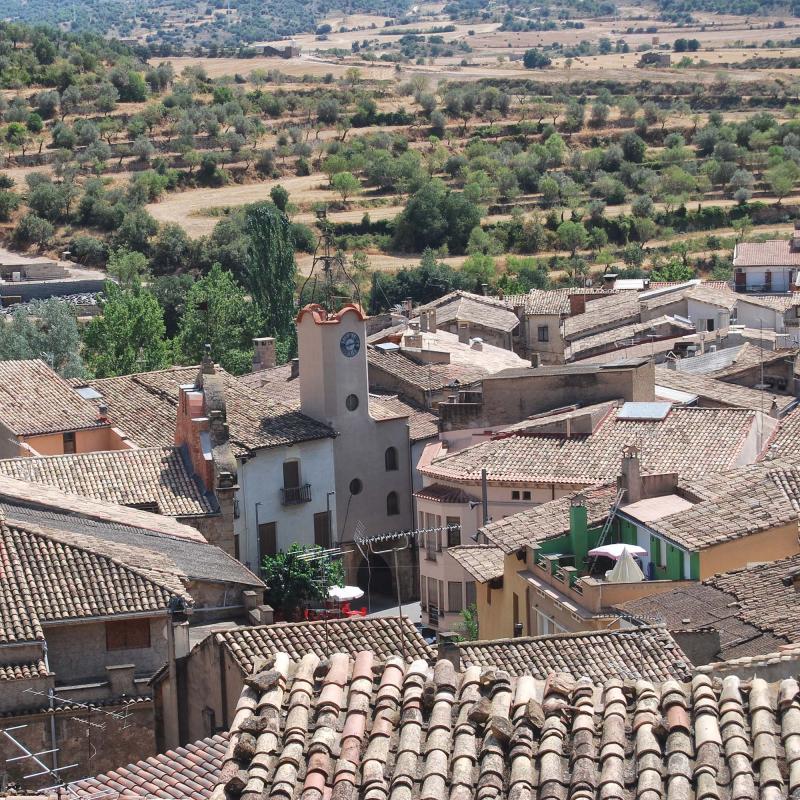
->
252;337;276;372
98;403;109;421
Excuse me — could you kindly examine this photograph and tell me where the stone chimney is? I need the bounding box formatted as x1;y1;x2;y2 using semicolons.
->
419;310;429;333
481;283;489;296
290;358;300;379
428;309;437;333
106;664;136;696
569;293;586;316
471;338;483;351
619;445;642;504
252;337;276;372
457;322;470;344
437;632;461;668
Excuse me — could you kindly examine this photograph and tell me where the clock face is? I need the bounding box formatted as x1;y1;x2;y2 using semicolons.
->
340;331;361;358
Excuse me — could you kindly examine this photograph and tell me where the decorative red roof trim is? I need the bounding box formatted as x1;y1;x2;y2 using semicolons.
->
296;303;367;325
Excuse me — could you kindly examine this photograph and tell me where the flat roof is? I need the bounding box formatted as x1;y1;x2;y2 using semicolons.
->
621;494;696;523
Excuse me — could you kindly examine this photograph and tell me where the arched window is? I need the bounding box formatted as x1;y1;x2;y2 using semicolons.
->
385;446;398;471
386;491;399;516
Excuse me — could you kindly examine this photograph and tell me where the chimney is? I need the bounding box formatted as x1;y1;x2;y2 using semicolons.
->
290;358;300;379
471;338;483;351
619;445;642;504
252;337;276;372
98;402;109;422
602;272;617;289
403;297;413;316
428;309;437;333
530;353;540;368
569;293;586;316
481;283;489;296
457;322;470;344
513;622;523;637
419;310;429;332
106;664;136;696
437;631;461;668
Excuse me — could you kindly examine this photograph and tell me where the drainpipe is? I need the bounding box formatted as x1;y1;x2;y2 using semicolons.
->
481;468;490;526
43;641;57;774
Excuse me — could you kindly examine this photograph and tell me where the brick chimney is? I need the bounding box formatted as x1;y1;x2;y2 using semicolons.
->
252;337;276;372
569;293;586;316
174;356;238;556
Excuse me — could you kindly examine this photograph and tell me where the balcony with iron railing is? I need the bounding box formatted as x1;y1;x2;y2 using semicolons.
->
280;483;312;506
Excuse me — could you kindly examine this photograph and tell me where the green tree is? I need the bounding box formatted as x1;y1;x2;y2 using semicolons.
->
107;248;150;288
244;202;296;341
178;264;258;375
270;184;289;212
83;282;170;377
650;259;695;282
523;49;551;69
557;220;589;256
0;299;85;377
261;543;345;618
460;604;479;639
461;253;496;287
765;161;800;205
331;171;361;203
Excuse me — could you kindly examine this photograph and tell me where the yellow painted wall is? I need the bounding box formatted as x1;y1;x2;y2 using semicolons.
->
22;426;128;457
699;523;799;579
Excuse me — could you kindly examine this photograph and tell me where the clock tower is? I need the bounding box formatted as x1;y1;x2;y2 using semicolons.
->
296;303;415;597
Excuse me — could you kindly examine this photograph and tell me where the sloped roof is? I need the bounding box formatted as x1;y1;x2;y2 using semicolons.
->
78;365;333;457
212;651;800;800
413;483;479;504
737;293;800;312
480;485;618;555
655;366;795;414
0;359;105;436
0;657;50;682
734;239;800;267
217;617;434;673
447;545;505;582
685;284;738;311
367;345;487;391
0;447;215;518
619;554;800;659
567;315;693;360
457;626;692;682
769;405;800;459
644;461;800;550
414;291;519;333
562;291;640;341
421;405;760;486
0;515;187;644
66;733;227;798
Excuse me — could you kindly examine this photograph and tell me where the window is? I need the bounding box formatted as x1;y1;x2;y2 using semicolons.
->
106;619;151;651
259;522;277;559
314;511;331;549
537;325;549;343
513;593;520;627
386;491;399;516
349;478;363;495
427;577;438;610
522;491;531;501
63;431;76;454
446;516;461;547
448;581;463;613
202;707;216;736
282;460;300;490
425;530;437;561
511;490;520;500
435;516;442;550
465;581;477;608
345;394;359;411
385;447;398;471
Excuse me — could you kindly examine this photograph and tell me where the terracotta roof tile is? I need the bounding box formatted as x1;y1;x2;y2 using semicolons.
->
0;359;105;436
414;291;520;332
734;239;800;267
655;366;796;413
217;617;434;673
562;291;640;341
0;514;187;644
620;554;800;658
737;293;800;311
212;652;800;800
685;283;738;310
80;366;333;456
769;405;800;458
367;345;487;391
458;626;692;681
413;483;479;504
0;447;215;518
0;657;50;682
567;314;694;359
67;733;227;798
421;405;760;486
447;544;504;582
480;485;618;554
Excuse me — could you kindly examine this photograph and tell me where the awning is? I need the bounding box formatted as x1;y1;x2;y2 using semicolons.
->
588;543;647;560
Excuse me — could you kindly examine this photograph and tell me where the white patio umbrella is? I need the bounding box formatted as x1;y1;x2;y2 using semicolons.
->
605;548;646;583
588;543;647;561
328;585;365;602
